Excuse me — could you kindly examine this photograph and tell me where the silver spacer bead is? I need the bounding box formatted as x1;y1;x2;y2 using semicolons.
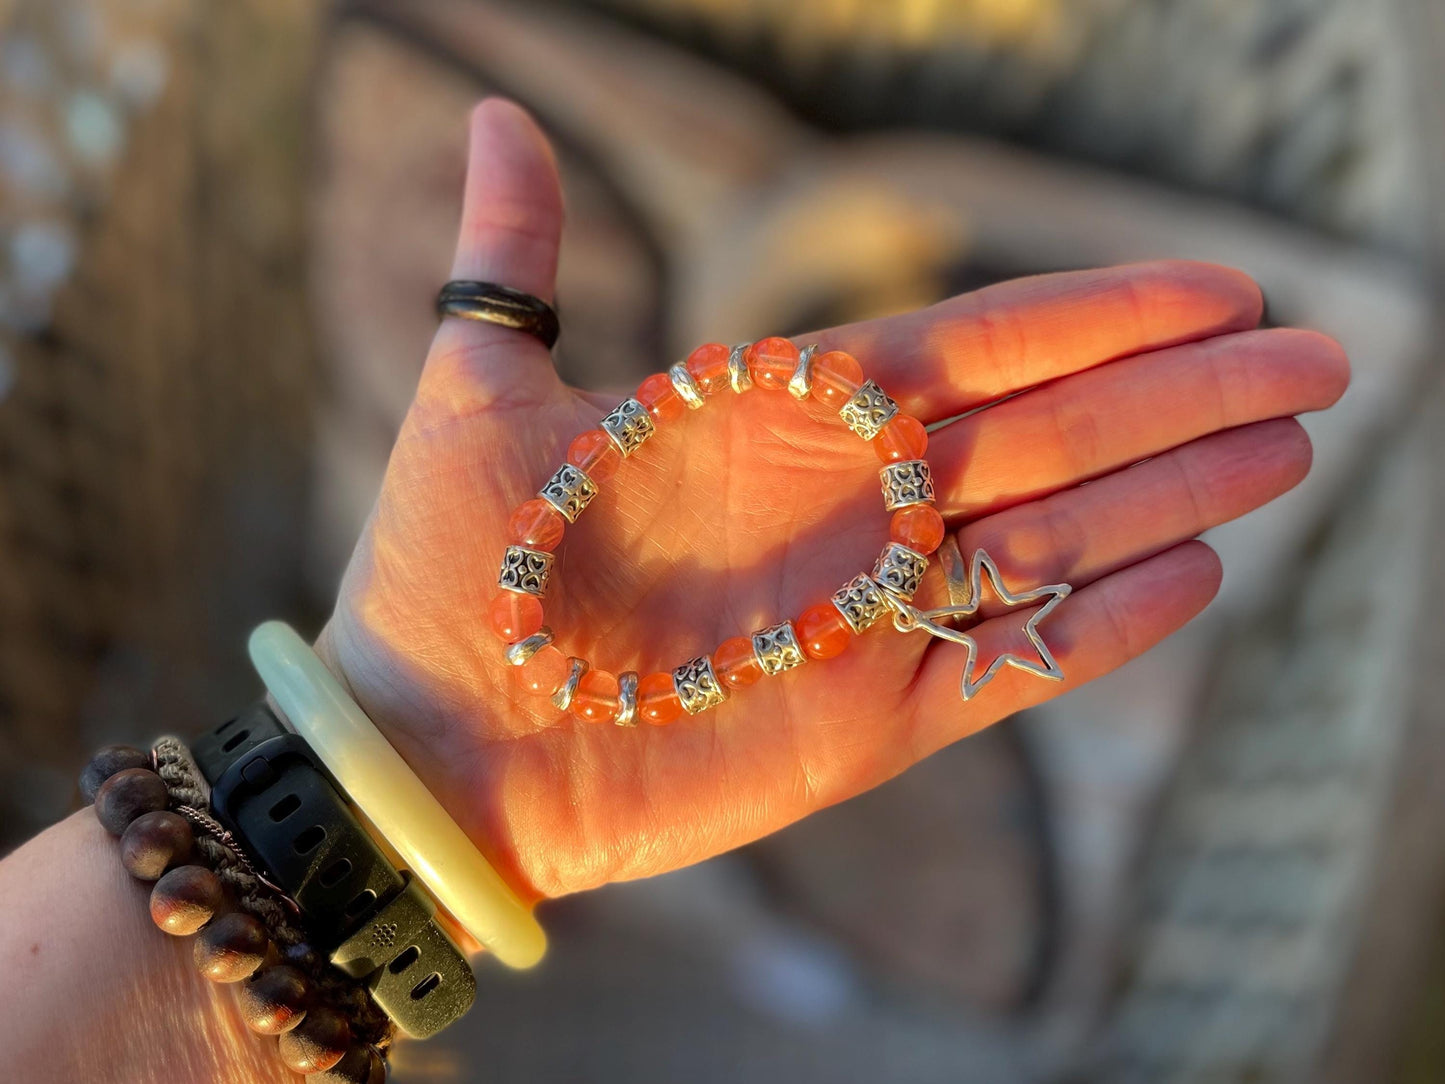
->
539;463;597;523
831;574;890;634
751;621;806;675
880;459;936;511
673;655;727;715
872;541;929;601
505;627;554;666
615;671;640;727
668;361;705;410
498;545;554;597
787;344;817;401
599;397;656;457
727;344;753;393
839;379;900;440
552;657;589;712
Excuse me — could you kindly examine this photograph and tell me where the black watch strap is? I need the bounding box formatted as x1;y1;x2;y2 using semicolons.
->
194;703;476;1038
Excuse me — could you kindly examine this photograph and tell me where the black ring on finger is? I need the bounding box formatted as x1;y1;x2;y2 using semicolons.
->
436;280;560;349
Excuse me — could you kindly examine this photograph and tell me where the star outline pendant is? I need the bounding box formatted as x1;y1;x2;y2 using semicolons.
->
897;545;1072;701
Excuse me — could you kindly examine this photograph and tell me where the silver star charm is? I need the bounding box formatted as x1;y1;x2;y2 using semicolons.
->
903;540;1072;701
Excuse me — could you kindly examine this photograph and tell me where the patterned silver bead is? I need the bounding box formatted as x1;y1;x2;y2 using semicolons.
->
538;463;597;523
668;361;705;410
552;657;589;712
788;343;817;401
727;344;753;393
599;397;656;457
880;459;935;511
497;545;554;597
505;627;554;666
872;542;929;601
839;379;899;440
615;671;640;727
672;655;727;715
751;622;806;676
831;574;890;634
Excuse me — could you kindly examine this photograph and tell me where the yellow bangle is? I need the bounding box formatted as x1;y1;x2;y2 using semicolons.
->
248;621;547;969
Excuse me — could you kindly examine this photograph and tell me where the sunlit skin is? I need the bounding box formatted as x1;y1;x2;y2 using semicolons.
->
0;97;1350;1084
318;99;1350;905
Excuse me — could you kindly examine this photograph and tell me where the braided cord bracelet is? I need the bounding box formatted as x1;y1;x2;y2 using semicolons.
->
492;336;1070;724
84;741;392;1082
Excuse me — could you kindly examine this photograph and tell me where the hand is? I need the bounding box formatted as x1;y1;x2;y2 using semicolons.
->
319;100;1348;902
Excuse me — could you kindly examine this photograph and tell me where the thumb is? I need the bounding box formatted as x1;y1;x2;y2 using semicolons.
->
426;99;565;399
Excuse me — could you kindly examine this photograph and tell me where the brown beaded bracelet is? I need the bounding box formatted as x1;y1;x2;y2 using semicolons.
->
84;740;390;1083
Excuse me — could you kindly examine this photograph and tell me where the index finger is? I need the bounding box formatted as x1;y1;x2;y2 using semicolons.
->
813;260;1263;422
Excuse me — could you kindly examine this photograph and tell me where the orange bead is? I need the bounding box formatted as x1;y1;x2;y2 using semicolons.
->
812;350;864;408
507;498;565;551
637;372;684;423
638;671;682;726
489;591;544;643
714;636;763;689
873;415;928;463
568;429;620;483
519;644;568;695
796;603;852;660
890;505;945;555
746;336;799;391
571;669;620;724
685;342;732;397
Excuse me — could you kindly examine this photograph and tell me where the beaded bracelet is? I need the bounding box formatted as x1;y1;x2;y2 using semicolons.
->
82;741;391;1083
492;337;1070;724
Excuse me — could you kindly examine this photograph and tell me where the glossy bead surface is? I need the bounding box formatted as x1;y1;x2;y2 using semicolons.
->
714;636;763;689
277;1006;351;1074
797;603;853;660
567;429;621;483
873;415;928;463
637;671;683;726
80;744;150;803
150;865;225;935
571;669;620;724
194;911;270;982
685;342;731;396
637;372;684;422
746;336;800;391
890;505;945;555
237;964;310;1034
812;350;865;409
489;591;544;643
121;810;193;881
310;1045;387;1084
506;498;565;551
519;643;569;695
94;767;169;835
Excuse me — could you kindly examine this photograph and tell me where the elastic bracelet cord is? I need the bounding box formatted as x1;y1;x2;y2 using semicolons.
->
151;738;396;1055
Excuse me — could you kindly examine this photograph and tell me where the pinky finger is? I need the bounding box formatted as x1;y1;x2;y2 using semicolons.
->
905;541;1223;759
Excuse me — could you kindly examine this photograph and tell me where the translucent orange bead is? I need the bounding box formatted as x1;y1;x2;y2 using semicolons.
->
638;671;682;726
746;336;799;391
873;415;928;463
489;592;544;643
568;429;620;483
714;636;763;689
507;498;565;551
890;505;945;555
637;372;684;423
571;669;620;724
812;350;864;409
796;603;852;660
685;342;732;397
519;644;568;695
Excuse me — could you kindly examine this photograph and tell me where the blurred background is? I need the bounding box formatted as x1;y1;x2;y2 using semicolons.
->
1;0;1443;1080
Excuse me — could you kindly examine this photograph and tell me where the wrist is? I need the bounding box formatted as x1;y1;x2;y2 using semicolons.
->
312;616;547;906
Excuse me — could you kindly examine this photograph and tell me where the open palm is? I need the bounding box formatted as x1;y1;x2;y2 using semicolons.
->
320;101;1347;905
